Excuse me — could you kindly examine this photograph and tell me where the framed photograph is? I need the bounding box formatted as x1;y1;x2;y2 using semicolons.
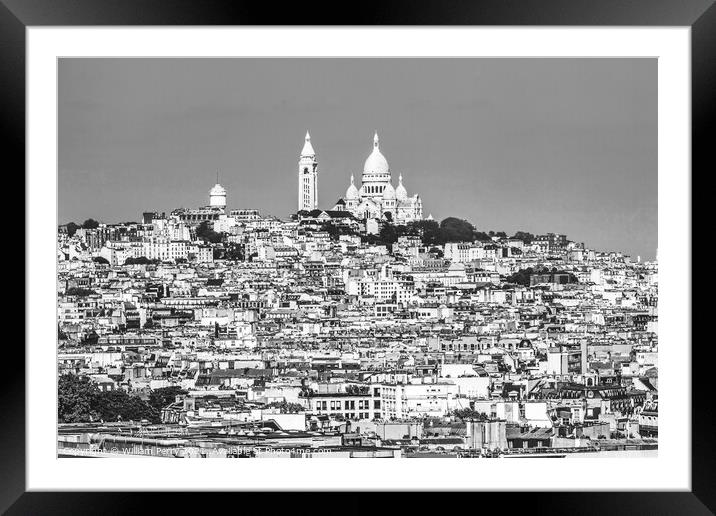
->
7;0;712;511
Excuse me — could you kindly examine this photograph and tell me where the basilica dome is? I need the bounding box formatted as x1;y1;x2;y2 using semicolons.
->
363;132;390;176
382;182;396;200
346;175;359;200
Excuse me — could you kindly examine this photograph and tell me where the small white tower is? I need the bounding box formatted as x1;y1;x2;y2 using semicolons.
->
209;172;227;210
298;131;318;212
345;174;359;211
396;174;408;201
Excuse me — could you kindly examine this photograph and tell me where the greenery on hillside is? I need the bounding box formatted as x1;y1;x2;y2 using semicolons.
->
65;287;97;297
505;266;578;286
195;221;223;244
58;374;186;424
356;217;515;248
124;256;159;265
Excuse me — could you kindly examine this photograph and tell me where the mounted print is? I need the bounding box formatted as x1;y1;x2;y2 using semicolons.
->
56;57;658;460
11;8;707;506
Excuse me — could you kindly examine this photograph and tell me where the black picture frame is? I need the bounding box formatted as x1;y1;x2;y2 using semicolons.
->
4;0;712;513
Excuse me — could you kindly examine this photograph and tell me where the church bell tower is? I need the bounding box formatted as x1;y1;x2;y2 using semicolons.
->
298;131;318;212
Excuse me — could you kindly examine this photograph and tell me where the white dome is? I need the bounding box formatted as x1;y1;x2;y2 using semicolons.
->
209;182;226;208
364;149;389;175
395;174;408;200
363;132;390;176
346;175;359;200
210;183;226;196
382;183;396;200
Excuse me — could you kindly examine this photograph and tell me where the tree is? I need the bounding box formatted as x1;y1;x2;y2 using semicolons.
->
65;286;96;297
319;222;359;242
223;243;245;261
195;221;223;244
58;373;161;423
378;223;399;246
451;408;489;421
93;390;159;423
80;330;99;346
92;256;109;265
58;374;100;423
264;401;305;414
506;267;536;286
66;222;80;237
147;386;187;413
124;256;152;265
440;217;475;243
505;266;576;286
81;218;100;229
512;231;535;244
407;219;440;245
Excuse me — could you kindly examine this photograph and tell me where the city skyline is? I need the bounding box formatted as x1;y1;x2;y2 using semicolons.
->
57;57;660;460
59;58;656;259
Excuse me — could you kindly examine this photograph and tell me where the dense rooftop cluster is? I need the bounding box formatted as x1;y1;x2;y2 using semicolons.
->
57;210;658;458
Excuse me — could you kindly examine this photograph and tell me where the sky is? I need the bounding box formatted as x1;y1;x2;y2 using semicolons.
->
59;58;657;259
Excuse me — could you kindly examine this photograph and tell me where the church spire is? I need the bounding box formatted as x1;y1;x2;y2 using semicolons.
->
301;130;315;157
350;174;355;185
298;130;318;211
373;131;379;149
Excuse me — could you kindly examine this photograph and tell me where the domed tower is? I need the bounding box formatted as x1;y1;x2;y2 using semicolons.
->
209;174;227;210
381;182;396;218
298;131;318;212
395;174;408;201
361;132;392;202
345;174;359;211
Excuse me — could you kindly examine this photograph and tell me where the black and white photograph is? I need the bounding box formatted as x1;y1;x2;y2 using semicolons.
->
56;57;660;460
7;9;708;505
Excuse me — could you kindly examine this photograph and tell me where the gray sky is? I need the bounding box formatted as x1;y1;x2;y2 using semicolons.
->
59;58;656;259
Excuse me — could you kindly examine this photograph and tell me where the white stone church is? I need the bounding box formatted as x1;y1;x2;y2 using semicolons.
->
297;131;423;224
